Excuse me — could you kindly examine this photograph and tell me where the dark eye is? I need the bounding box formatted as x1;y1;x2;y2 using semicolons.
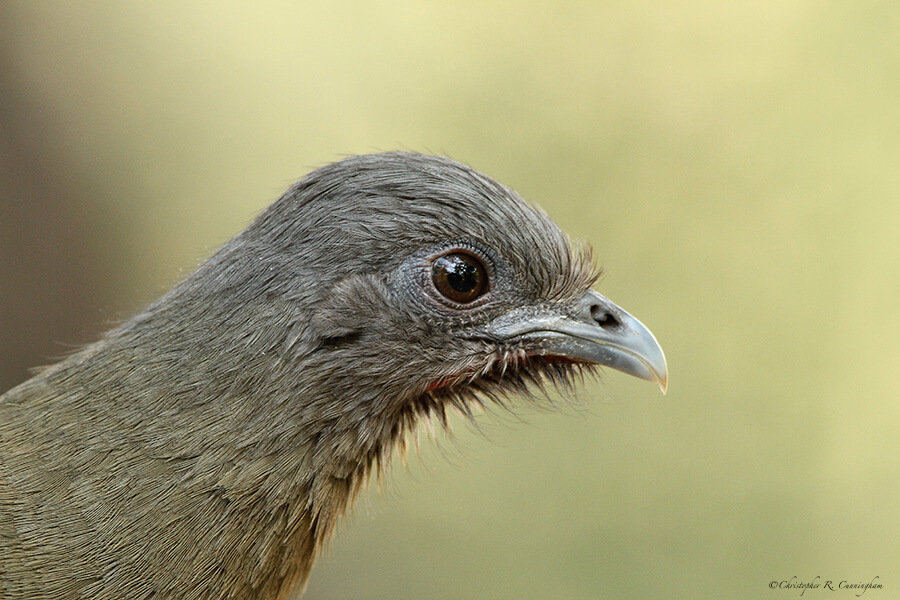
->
432;252;488;304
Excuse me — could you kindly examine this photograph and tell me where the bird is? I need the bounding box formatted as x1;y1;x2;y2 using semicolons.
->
0;152;667;600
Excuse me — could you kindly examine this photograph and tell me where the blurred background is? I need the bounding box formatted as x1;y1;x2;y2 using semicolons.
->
1;2;897;599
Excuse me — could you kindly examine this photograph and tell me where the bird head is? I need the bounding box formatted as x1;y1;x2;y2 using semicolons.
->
179;152;667;452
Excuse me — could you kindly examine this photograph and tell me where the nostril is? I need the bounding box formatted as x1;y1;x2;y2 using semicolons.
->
591;304;621;329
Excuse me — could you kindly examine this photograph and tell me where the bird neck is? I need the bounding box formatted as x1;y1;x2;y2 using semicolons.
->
29;300;409;599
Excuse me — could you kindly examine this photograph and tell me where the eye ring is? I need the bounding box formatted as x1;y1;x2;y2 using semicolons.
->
431;251;489;304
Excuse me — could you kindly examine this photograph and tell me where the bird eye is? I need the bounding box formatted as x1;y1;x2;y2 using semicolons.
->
432;252;488;304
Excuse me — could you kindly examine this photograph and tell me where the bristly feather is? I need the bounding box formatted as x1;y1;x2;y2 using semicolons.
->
363;349;601;484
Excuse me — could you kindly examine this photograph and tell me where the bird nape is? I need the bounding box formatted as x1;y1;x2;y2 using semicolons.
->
0;152;666;600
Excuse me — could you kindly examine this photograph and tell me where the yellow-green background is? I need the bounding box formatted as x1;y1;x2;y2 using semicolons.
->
1;3;897;599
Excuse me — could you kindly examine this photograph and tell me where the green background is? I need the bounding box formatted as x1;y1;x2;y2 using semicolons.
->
1;3;897;599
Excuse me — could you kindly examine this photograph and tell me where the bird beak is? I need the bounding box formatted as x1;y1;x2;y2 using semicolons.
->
486;289;668;394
